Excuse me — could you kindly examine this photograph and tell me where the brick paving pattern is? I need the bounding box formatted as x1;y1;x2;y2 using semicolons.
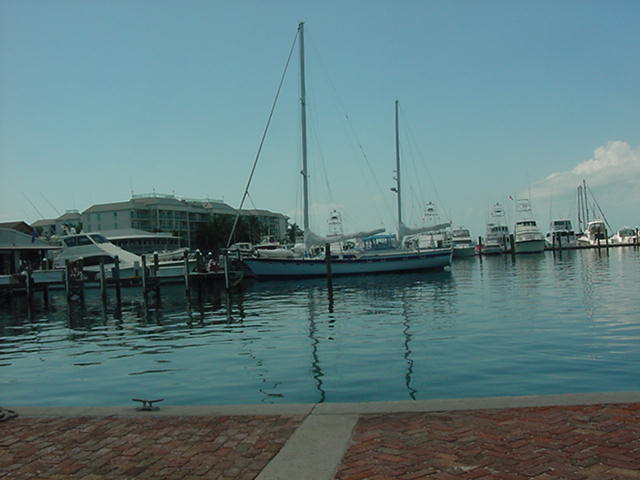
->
0;415;302;479
336;403;640;480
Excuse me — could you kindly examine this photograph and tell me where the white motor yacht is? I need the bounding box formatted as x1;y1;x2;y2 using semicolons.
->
546;219;577;249
481;203;510;255
48;233;193;282
52;233;141;272
514;220;546;253
577;220;607;246
451;228;476;257
513;199;545;254
609;227;638;245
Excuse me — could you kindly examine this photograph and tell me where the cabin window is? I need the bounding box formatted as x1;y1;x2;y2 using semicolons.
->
90;234;109;244
63;237;78;247
82;255;115;266
76;236;92;246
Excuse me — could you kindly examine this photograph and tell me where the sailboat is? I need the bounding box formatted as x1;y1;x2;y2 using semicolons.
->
242;24;451;278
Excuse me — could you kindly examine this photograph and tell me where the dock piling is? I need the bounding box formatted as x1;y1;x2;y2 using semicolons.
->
223;252;230;290
113;256;122;307
325;243;333;280
64;260;71;300
183;249;190;300
42;284;49;307
99;259;107;304
77;258;85;303
25;264;33;304
141;255;148;291
153;252;160;299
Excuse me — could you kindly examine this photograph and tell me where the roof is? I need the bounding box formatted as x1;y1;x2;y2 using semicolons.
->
57;211;82;221
32;218;57;227
0;227;59;250
81;195;287;219
242;209;289;219
0;221;33;235
96;228;178;240
82;200;136;213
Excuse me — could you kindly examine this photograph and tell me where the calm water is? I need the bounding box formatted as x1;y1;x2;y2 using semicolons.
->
1;248;639;406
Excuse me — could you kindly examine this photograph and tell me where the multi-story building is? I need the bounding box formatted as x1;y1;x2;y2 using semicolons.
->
32;210;82;238
81;193;288;248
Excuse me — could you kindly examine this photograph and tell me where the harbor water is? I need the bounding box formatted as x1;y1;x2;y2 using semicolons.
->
1;247;639;406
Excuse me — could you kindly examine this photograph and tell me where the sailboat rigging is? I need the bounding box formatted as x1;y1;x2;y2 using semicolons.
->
241;23;452;278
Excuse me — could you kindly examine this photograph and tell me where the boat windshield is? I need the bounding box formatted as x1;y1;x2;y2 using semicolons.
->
619;228;635;236
517;221;537;227
90;234;109;244
63;235;92;247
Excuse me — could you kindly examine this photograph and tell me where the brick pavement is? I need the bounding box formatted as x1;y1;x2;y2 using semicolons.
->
335;403;640;480
2;401;639;480
0;415;303;480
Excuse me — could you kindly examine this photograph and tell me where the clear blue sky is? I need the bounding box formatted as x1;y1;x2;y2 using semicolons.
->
2;0;639;236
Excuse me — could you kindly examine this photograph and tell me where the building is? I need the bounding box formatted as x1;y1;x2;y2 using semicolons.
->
32;210;82;238
81;193;288;248
0;221;34;236
0;227;60;275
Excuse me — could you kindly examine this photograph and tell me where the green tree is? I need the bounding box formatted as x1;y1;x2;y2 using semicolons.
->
287;223;303;243
195;215;265;253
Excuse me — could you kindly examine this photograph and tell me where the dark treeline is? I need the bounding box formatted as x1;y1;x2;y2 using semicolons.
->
195;218;304;253
195;216;263;254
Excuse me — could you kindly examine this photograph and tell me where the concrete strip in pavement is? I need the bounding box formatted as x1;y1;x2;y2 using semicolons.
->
256;413;358;480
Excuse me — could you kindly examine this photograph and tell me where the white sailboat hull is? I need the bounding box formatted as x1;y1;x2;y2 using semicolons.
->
243;248;452;278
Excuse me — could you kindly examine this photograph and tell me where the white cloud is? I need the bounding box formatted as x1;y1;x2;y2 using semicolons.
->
530;141;640;201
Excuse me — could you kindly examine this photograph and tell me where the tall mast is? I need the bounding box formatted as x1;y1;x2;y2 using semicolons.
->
395;100;402;228
299;22;310;234
583;179;589;223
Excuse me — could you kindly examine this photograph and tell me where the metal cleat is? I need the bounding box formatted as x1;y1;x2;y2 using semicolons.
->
132;398;164;411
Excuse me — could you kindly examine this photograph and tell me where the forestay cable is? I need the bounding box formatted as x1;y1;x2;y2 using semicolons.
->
226;29;299;248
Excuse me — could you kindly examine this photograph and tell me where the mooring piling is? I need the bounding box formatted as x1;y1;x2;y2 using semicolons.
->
99;258;107;304
183;249;190;300
113;256;122;307
325;243;333;281
223;252;230;290
24;264;33;303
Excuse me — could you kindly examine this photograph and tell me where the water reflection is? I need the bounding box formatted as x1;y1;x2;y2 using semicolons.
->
2;250;640;406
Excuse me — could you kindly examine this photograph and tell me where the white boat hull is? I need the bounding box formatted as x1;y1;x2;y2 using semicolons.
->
514;239;545;254
481;243;506;255
452;245;475;258
243;248;452;278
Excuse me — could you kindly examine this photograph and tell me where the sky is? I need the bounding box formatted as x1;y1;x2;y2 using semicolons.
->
1;0;639;238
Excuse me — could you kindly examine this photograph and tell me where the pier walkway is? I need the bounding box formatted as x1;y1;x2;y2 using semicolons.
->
2;392;639;479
